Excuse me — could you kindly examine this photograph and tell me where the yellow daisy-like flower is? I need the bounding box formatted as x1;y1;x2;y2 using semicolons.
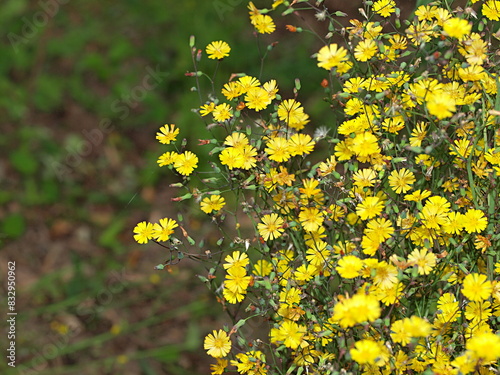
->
153;218;178;242
288;133;315;156
316;43;349;70
157;151;178;167
251;14;276;34
365;217;394;243
244;87;272;111
426;92;456;119
204;330;232;358
133;221;154;244
224;251;249;270
462;273;492;301
173;151;198;176
200;195;226;214
221;82;243;100
206;41;231;60
482;0;500;21
210;358;228;375
298;207;323;232
350;340;383;365
356;196;384;220
200;102;216;116
354;39;378;62
336;255;364;279
404;189;431;202
407;248;437;275
253;259;273;277
467;332;500;362
156;124;179;145
372;0;396;18
265;137;291;162
224;132;248;148
257;213;285;241
225;266;251;294
352;132;381;157
213;103;233;122
388;168;416;194
237;75;261;93
463;209;488;233
443;17;471;39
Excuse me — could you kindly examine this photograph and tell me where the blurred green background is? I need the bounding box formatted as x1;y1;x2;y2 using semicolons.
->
0;1;328;374
0;0;425;374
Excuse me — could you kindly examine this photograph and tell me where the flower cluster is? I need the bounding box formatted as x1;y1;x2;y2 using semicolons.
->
135;1;500;374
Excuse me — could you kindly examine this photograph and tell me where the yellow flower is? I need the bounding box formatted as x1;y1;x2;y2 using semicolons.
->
336;255;363;279
443;17;471;39
251;14;276;34
354;39;378;62
316;43;349;70
156;124;179;144
462;273;492;301
466;332;500;362
200;195;226;214
356;196;384;220
244;87;272;111
442;211;464;235
265;137;291;162
426;92;456;119
288;133;315;156
350;340;384;365
223;286;245;304
231;351;267;374
237;75;261;93
257;213;284;241
482;0;500;21
225;266;251;294
173;151;198;176
372;0;396;18
200;102;216;116
133;221;154;244
277;99;305;127
224;251;249;270
219;147;243;170
364;217;394;243
210;358;228;375
212;103;233;122
409;121;428;147
224;132;248;148
352;132;381;157
270;321;307;349
353;168;377;188
253;260;272;276
404;189;431;202
407;248;437;275
388;168;416;194
463;209;488;233
298;207;323;232
332;293;381;328
206;41;231;60
221;82;243;100
204;330;231;358
152;218;178;242
157;151;178;167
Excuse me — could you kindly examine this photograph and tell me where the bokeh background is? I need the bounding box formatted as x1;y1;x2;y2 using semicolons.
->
0;0;422;374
